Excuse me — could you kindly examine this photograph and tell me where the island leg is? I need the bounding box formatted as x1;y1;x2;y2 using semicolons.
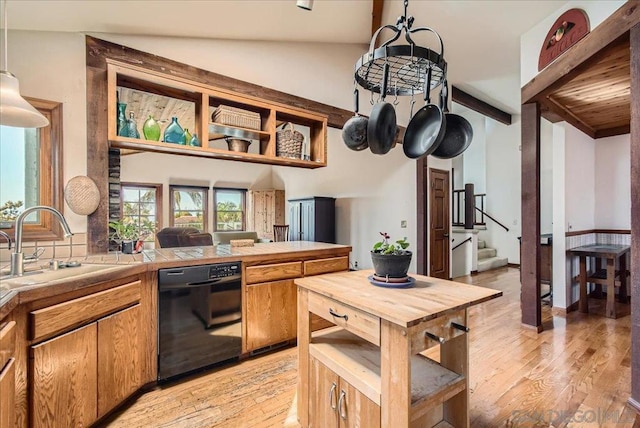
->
579;255;588;313
606;257;616;318
381;319;411;427
297;287;310;426
441;310;469;427
618;253;628;303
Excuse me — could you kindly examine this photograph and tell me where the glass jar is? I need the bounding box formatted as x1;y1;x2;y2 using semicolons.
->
143;115;161;141
164;117;184;144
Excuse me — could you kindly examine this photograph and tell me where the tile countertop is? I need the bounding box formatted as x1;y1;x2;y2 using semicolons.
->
0;241;351;318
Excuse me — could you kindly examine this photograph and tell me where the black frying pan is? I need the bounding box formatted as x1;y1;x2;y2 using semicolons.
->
403;66;446;159
368;63;397;155
432;79;473;159
342;88;369;151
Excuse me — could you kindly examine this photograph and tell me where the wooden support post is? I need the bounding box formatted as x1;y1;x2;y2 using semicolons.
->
464;184;474;230
606;257;616;319
579;256;588;313
297;287;310;426
521;102;542;331
380;320;411;427
629;22;640;412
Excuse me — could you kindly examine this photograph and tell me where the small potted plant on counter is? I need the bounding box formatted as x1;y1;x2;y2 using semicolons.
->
109;218;155;254
371;232;412;279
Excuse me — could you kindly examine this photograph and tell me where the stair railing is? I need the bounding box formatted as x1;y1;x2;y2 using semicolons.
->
475;207;509;232
452;236;472;251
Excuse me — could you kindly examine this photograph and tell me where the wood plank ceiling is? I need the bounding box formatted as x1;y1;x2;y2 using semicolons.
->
541;35;631;139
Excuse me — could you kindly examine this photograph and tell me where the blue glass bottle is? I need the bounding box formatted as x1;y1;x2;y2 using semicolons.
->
163;117;184;144
188;133;201;147
117;103;128;137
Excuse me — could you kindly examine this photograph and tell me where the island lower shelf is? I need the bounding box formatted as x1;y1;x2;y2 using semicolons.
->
310;327;466;421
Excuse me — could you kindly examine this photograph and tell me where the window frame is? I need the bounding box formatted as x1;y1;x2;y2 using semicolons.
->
213;187;247;232
0;97;63;242
169;185;209;232
120;182;163;246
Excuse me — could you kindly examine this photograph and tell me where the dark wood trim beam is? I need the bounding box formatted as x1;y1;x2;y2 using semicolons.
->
545;96;596;138
451;86;512;125
416;157;427;275
86;36;355;130
522;1;640;103
521;102;542;331
629;20;640;413
371;0;384;37
594;124;631;139
565;228;631;237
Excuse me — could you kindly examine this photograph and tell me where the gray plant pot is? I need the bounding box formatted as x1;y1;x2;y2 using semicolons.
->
370;251;412;278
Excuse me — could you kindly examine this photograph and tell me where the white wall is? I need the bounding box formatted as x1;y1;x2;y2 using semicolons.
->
461;109;487;194
594;134;631;229
484;115;522;264
564;124;596;232
540;118;554;234
520;0;626;86
551;123;568;309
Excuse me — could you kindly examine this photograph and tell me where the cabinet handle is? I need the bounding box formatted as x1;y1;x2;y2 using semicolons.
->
451;322;470;332
329;382;337;410
425;331;446;344
338;390;347;420
329;308;348;321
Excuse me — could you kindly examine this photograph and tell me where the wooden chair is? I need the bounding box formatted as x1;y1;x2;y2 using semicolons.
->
273;225;290;242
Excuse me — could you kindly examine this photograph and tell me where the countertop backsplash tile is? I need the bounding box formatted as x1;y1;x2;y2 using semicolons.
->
0;233;87;263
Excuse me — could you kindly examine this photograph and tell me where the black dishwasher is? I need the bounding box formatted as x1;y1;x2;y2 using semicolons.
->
158;262;242;381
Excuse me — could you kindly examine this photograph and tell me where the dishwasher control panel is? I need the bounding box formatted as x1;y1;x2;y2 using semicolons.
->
208;262;240;279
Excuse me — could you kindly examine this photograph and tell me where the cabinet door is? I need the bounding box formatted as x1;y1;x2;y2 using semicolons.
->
245;280;297;351
0;357;15;428
309;356;339;428
340;379;380;428
301;199;315;242
97;304;143;418
290;202;301;241
31;323;97;428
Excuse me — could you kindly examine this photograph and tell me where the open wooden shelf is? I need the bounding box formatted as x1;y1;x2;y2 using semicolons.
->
107;60;327;168
309;328;466;417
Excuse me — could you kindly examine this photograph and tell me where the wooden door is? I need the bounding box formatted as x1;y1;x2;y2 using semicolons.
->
309;356;339;428
0;357;15;428
429;168;450;279
97;304;143;418
341;379;380;428
245;279;297;351
31;323;97;428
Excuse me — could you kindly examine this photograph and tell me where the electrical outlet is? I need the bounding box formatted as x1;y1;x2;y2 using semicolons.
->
354;261;359;269
401;220;407;228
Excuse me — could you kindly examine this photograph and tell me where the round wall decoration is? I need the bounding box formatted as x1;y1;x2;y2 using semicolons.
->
64;175;100;215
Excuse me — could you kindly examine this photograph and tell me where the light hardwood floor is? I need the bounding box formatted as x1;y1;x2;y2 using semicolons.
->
102;267;639;427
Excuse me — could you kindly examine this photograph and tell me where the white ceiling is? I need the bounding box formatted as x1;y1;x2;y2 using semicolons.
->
6;0;566;114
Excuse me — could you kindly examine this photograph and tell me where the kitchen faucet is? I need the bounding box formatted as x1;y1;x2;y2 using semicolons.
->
0;230;11;249
10;206;73;276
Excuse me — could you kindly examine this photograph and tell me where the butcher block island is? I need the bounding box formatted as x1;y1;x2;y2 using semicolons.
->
296;270;502;428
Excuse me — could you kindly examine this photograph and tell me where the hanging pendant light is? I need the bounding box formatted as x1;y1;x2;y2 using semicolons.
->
0;0;49;128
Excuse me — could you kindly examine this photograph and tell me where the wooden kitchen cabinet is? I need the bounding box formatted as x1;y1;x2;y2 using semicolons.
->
247;190;285;241
31;323;97;428
0;320;16;428
107;61;328;168
245;279;297;351
29;281;144;427
97;304;142;418
309;355;380;428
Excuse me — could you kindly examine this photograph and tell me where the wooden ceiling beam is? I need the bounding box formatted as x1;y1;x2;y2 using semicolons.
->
451;86;512;125
522;1;640;103
594;125;631;139
371;0;384;37
544;95;596;138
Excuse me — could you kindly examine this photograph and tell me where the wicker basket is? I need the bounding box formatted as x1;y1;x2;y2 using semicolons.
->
276;123;304;159
213;105;261;130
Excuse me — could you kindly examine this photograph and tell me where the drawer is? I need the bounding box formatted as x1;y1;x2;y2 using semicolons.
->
409;309;467;354
303;256;349;276
308;292;380;346
30;280;141;342
245;261;302;284
0;321;16;370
